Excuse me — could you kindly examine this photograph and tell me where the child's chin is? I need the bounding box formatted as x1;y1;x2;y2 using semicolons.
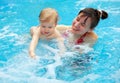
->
45;34;51;37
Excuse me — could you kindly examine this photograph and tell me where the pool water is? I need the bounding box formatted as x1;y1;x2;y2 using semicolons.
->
0;0;120;83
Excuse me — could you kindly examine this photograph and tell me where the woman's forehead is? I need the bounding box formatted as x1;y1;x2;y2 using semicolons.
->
77;14;89;21
77;13;91;25
78;13;88;18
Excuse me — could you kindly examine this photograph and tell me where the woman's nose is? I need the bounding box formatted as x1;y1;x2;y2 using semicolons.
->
74;22;80;29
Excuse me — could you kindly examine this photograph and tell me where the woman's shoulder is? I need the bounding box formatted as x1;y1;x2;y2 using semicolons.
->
86;31;98;40
84;31;98;44
83;32;98;47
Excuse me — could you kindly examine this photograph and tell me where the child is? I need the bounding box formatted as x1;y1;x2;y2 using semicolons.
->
29;8;65;59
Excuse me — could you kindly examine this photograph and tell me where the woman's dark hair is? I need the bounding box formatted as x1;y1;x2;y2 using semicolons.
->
78;8;108;29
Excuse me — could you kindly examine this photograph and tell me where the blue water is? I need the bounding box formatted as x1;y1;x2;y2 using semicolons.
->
0;0;120;83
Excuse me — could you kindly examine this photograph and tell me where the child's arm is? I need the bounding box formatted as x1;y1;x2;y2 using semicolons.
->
29;27;39;59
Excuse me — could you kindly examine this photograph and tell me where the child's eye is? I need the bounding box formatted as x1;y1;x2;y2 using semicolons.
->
42;26;46;28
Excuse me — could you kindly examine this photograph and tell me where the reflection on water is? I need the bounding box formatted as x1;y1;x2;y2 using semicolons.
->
0;38;94;82
0;0;120;83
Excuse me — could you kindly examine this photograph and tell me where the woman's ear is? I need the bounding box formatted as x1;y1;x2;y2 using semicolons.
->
55;23;57;27
88;29;93;32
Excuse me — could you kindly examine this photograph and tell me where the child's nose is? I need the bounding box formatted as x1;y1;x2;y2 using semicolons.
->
45;28;49;31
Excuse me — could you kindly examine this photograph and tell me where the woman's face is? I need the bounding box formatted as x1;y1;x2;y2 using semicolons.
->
72;13;92;35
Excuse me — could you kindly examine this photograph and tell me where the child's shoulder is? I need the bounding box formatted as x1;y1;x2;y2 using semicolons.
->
31;26;39;30
30;26;40;35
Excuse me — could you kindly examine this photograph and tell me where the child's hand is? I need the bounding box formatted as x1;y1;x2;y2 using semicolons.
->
29;52;36;59
30;55;36;59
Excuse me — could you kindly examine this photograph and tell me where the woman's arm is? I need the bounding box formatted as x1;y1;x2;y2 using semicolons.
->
56;25;71;33
57;37;66;55
73;32;98;54
84;31;98;47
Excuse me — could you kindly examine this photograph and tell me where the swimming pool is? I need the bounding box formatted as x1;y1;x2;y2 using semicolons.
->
0;0;120;83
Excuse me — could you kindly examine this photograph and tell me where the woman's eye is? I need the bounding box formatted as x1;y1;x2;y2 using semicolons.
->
76;17;80;21
81;23;85;26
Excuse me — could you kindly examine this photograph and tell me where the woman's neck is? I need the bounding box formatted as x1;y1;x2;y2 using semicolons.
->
74;32;88;40
73;33;83;39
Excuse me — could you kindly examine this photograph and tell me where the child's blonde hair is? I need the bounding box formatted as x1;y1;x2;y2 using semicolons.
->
39;8;58;24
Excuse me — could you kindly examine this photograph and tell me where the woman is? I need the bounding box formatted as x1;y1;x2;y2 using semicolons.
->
56;8;108;53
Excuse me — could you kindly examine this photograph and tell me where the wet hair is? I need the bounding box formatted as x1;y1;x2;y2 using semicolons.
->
78;8;108;29
39;8;58;24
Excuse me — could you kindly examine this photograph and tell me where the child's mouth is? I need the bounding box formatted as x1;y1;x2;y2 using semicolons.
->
45;32;49;34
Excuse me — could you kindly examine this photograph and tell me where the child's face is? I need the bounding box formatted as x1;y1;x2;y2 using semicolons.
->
72;13;91;35
40;22;56;37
